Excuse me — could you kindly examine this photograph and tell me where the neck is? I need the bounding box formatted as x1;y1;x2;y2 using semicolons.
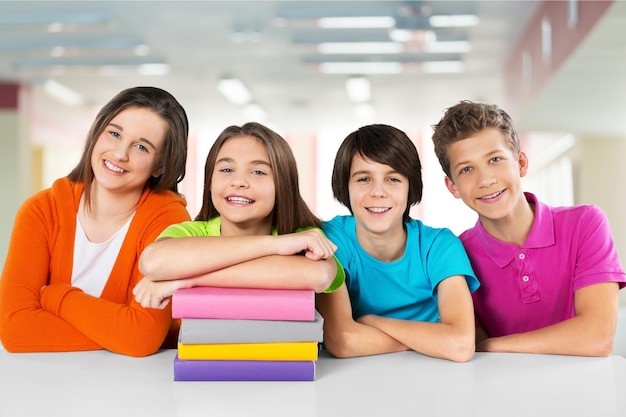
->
83;182;142;222
219;216;273;237
481;197;535;246
356;224;406;263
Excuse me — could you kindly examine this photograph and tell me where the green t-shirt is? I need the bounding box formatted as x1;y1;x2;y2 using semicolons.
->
158;216;344;293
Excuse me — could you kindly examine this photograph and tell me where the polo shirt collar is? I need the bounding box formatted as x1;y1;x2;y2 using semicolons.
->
474;192;556;267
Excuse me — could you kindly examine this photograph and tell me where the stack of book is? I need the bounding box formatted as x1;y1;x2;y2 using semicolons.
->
171;286;323;381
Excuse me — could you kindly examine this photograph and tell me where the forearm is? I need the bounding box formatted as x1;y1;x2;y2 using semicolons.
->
181;255;337;293
479;315;615;356
140;235;281;281
359;315;475;362
42;283;171;357
481;283;619;357
0;258;100;352
323;318;409;358
0;304;101;353
316;289;408;358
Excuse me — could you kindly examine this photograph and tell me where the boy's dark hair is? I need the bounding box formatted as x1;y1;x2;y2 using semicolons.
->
331;124;422;223
431;100;520;178
68;86;189;209
195;122;322;233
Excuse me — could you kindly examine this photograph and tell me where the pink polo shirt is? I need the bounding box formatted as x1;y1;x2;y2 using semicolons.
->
461;193;626;337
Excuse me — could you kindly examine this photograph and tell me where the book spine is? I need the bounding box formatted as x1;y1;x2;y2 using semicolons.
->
172;288;315;321
179;311;324;344
177;341;319;361
174;356;315;381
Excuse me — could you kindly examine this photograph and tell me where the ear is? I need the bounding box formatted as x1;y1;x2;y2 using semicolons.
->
518;151;529;178
444;176;461;199
152;166;164;178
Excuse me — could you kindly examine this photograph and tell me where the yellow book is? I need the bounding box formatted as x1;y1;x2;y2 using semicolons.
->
177;341;319;361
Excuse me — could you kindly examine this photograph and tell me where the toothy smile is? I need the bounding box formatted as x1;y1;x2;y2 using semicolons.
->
104;160;126;173
367;207;390;213
479;190;504;200
227;196;254;204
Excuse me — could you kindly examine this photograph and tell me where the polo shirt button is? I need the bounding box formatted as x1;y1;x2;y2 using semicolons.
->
522;276;529;282
519;253;525;260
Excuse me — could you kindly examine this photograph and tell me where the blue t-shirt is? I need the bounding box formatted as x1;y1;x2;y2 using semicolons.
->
323;215;479;322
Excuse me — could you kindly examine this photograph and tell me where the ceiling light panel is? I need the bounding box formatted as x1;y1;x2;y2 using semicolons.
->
317;16;395;29
429;15;479;28
217;78;253;105
319;62;403;75
318;42;403;54
0;12;110;26
345;77;371;102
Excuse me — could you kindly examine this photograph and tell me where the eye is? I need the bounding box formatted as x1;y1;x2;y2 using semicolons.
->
459;166;472;175
218;167;233;173
387;177;401;183
109;130;121;139
251;169;267;176
489;156;502;163
355;176;370;183
134;143;149;153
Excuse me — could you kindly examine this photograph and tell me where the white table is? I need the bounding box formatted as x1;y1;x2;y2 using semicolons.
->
1;348;625;417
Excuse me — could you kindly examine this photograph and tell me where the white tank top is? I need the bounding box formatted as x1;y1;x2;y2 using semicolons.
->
71;214;133;297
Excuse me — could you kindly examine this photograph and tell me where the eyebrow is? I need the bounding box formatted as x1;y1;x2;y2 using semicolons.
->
350;168;399;178
453;150;501;171
216;157;272;168
108;122;158;152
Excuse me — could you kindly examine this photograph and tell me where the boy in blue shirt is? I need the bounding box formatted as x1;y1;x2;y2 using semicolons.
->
317;124;479;362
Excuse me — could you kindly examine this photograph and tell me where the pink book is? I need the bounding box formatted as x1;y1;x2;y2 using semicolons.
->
171;287;315;321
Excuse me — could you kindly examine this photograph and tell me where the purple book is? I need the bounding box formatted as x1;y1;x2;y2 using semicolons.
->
173;355;316;381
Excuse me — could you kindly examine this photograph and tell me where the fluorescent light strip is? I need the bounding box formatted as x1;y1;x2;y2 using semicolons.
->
137;63;170;75
43;79;84;106
320;62;403;74
429;15;479;28
318;42;403;54
421;61;465;73
217;78;252;105
423;41;472;54
389;29;437;43
345;77;371;103
318;16;395;29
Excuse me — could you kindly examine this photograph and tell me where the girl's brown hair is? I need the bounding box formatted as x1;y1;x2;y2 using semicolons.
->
195;122;321;233
68;86;189;208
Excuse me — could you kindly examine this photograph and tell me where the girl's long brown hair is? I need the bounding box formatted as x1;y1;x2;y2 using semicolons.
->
195;122;321;234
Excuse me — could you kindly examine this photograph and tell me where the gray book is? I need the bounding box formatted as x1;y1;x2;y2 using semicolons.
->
179;310;324;344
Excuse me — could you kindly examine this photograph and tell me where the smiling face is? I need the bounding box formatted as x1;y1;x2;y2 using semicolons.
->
348;154;409;241
444;128;529;225
90;106;166;198
210;135;276;236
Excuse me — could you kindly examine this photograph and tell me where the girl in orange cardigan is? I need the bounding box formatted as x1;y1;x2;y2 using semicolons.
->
0;87;190;357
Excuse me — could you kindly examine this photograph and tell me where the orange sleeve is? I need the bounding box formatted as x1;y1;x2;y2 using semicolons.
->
0;181;191;357
0;182;99;352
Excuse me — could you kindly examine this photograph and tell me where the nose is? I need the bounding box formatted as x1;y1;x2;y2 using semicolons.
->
112;141;130;161
230;173;250;189
369;181;387;197
477;169;497;188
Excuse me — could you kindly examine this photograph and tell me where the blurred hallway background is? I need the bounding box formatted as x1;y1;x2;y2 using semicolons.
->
1;1;626;307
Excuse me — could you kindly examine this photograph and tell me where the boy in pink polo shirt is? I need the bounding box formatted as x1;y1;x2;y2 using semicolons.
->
431;100;626;356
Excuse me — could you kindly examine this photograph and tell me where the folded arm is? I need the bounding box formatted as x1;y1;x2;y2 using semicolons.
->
139;228;336;282
135;253;338;308
478;282;619;356
358;276;476;362
315;283;409;358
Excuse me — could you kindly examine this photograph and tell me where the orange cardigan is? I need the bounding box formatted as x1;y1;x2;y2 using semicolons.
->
0;178;190;357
